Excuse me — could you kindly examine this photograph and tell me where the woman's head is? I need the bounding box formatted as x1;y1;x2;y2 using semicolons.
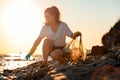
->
44;6;61;25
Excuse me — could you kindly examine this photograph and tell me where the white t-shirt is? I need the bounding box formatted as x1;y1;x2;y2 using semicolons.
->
39;22;73;47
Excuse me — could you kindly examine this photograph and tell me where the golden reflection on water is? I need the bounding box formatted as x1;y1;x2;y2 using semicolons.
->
0;53;43;73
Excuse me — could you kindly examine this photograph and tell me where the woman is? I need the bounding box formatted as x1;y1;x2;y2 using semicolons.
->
25;6;78;67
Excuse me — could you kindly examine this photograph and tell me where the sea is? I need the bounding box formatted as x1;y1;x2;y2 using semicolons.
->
0;53;51;73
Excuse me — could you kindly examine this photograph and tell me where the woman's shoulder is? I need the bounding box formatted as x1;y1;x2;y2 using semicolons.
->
41;25;49;30
60;21;68;26
42;25;50;28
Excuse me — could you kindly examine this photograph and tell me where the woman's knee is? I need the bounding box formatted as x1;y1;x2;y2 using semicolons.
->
43;39;53;49
43;39;53;45
42;39;53;54
50;49;64;59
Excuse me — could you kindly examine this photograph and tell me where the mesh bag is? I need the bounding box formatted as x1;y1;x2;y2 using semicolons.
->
63;32;86;63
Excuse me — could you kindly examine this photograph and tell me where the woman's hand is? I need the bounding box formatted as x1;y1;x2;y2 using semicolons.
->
25;54;31;60
71;31;81;39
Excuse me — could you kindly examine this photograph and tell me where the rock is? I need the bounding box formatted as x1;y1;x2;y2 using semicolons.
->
91;65;120;80
1;56;120;80
91;45;108;57
32;67;49;80
3;69;13;76
102;20;120;51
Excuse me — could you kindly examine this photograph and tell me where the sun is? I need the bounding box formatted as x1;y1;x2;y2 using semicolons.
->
2;0;44;53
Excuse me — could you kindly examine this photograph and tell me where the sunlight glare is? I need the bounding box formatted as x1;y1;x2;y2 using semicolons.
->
2;0;43;50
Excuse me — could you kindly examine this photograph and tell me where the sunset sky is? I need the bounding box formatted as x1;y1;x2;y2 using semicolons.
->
0;0;120;54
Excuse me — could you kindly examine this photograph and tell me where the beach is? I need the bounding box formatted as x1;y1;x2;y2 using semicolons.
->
0;54;47;73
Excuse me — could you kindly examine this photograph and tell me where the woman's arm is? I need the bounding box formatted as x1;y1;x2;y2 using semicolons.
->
29;36;42;55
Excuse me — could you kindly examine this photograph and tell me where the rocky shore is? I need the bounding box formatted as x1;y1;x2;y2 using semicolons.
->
0;49;120;80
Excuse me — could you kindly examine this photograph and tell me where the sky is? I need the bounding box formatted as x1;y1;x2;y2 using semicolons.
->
0;0;120;54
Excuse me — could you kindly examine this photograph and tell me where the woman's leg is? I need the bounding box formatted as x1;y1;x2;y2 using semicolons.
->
42;39;53;67
50;49;65;65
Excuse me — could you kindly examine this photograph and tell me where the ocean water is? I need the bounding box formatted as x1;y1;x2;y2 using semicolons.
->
0;54;49;73
0;60;37;73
